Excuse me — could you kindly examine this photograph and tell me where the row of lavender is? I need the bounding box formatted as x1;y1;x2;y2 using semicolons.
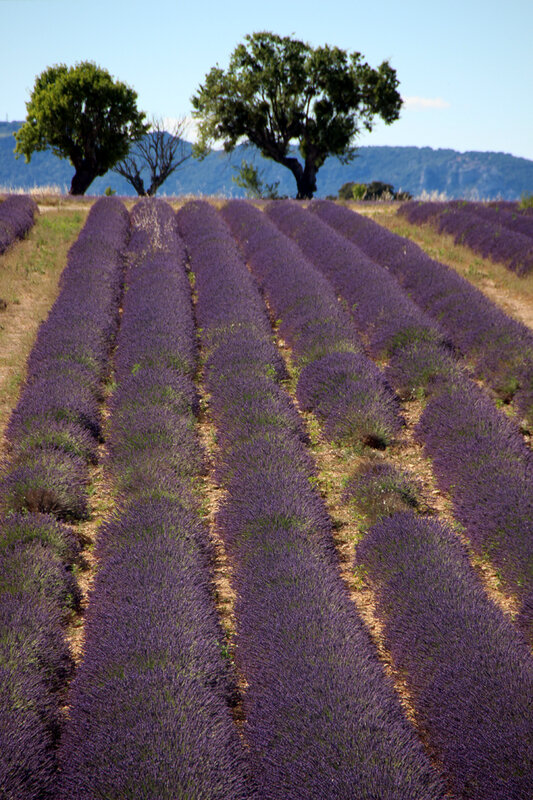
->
221;199;429;526
0;194;38;254
221;201;420;525
0;198;128;799
272;199;533;643
414;200;533;240
57;199;254;799
3;197;128;518
179;200;445;799
2;195;530;797
314;200;533;422
398;199;533;275
220;199;402;450
357;513;533;800
225;199;533;798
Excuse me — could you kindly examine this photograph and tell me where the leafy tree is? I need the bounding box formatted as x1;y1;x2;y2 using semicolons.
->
192;32;402;199
232;159;280;199
113;117;191;196
338;180;412;201
14;61;148;195
519;192;533;209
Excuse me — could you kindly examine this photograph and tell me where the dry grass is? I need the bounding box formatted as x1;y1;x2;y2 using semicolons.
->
0;209;87;448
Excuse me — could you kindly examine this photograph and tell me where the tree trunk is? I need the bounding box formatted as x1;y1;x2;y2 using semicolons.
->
69;163;98;195
280;155;318;199
295;162;318;199
130;173;147;196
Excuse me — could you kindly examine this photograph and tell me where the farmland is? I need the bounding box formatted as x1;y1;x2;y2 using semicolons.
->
1;195;532;799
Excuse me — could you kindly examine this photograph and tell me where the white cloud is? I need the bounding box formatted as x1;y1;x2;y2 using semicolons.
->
403;96;451;111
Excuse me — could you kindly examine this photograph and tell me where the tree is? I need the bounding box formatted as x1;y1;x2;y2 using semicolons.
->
232;159;280;199
338;180;413;201
14;61;148;195
113;117;191;196
191;32;402;199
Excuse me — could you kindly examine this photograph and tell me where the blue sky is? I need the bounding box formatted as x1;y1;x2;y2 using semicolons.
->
1;0;532;160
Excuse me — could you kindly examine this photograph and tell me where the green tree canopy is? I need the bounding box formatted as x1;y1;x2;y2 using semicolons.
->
14;61;148;195
192;32;402;199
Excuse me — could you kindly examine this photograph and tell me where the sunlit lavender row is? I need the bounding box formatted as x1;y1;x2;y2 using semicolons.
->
180;199;445;800
58;199;254;799
221;199;402;449
0;194;38;253
313;200;533;421
399;199;533;274
357;512;533;800
270;200;533;637
0;513;82;799
1;197;129;519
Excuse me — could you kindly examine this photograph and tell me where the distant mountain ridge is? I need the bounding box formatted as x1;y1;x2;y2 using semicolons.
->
1;121;531;199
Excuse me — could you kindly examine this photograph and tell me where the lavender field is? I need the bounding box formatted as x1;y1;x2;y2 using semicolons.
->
1;196;532;800
398;200;533;276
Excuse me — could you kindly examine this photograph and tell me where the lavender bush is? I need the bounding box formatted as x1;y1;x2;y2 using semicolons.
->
0;513;82;799
181;200;445;799
343;460;420;525
1;196;129;517
357;512;533;800
221;200;403;448
0;194;38;253
312;199;533;421
297;351;402;448
385;338;461;400
59;199;255;798
416;379;533;631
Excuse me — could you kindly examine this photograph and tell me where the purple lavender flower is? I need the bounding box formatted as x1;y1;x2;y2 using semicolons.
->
181;199;445;799
312;199;533;420
0;195;38;253
357;512;533;800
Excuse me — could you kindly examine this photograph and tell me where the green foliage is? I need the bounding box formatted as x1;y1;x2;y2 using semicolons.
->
192;32;402;199
519;191;533;209
351;183;367;200
14;61;148;194
338;181;359;200
345;460;421;528
338;179;412;201
232;159;280;198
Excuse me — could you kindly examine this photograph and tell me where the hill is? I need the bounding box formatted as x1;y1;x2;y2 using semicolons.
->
1;121;532;199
